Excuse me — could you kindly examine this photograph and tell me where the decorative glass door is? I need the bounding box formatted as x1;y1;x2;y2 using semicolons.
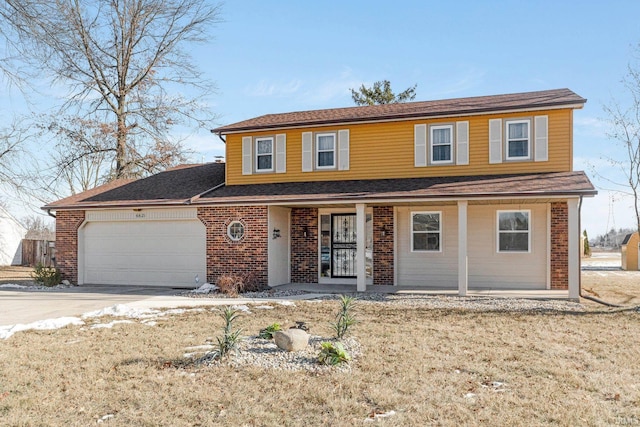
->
331;214;357;277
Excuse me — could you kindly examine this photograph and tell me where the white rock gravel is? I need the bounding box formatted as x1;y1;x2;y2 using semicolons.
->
192;336;362;373
185;290;585;312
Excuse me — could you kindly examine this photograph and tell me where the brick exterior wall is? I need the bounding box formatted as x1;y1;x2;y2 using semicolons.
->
197;206;269;286
290;207;318;283
55;210;85;284
550;201;569;290
373;206;394;285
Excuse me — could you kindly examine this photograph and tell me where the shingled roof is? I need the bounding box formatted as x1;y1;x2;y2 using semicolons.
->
45;167;596;210
212;88;586;134
197;171;596;204
43;162;226;210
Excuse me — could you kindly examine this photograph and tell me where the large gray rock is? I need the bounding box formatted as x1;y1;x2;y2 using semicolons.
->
273;329;309;352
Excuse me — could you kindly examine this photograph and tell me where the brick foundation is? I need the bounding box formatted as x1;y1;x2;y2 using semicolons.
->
373;206;394;285
55;210;85;284
290;207;318;283
550;202;569;290
197;206;268;286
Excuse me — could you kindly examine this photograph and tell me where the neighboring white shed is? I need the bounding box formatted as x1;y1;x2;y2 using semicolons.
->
0;206;27;266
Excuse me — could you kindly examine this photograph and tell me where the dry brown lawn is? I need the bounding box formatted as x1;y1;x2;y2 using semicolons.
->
1;253;639;426
0;266;34;286
1;297;640;425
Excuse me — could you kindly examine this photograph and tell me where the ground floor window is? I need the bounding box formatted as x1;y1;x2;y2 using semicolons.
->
411;211;441;252
497;210;530;252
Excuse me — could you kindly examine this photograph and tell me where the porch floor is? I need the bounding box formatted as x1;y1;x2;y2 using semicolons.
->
273;283;570;300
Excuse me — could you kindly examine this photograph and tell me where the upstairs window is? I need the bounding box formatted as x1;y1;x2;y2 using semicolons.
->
411;212;441;252
316;133;336;169
497;210;530;252
255;137;274;172
506;120;530;160
430;125;453;164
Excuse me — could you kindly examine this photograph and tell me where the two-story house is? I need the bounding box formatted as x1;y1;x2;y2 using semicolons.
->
45;88;596;299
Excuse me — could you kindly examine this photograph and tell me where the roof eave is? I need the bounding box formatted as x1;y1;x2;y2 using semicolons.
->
213;102;586;135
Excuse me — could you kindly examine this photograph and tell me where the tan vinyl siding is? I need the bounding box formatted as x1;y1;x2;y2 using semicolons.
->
467;204;547;289
396;206;458;288
225;108;574;186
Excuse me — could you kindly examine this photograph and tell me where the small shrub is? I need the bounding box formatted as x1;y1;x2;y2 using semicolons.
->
258;323;281;340
212;306;243;360
330;295;357;339
215;272;268;296
31;263;61;287
317;342;350;366
216;275;242;297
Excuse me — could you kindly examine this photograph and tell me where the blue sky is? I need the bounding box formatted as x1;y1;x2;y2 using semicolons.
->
2;0;640;237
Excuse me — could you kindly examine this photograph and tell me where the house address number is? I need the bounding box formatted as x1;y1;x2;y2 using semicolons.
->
135;213;146;218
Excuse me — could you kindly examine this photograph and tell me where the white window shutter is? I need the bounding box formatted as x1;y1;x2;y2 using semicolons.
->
275;133;286;173
489;119;502;164
338;129;350;170
414;124;427;167
456;121;469;165
242;136;252;175
302;132;313;172
534;115;548;162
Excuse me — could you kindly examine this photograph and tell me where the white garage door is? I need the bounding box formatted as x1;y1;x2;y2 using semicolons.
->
82;219;206;287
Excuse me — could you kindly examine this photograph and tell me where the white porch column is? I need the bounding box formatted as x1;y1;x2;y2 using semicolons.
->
458;200;468;296
356;203;367;292
567;198;580;300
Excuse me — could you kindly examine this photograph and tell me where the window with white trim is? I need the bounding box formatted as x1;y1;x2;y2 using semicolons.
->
227;221;245;241
255;137;274;171
505;120;530;160
497;210;530;252
411;212;441;252
430;125;453;164
316;133;336;169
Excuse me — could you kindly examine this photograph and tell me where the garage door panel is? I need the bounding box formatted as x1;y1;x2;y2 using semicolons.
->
82;219;206;287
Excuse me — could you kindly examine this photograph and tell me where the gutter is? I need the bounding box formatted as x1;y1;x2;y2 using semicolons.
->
46;209;56;219
212;130;226;145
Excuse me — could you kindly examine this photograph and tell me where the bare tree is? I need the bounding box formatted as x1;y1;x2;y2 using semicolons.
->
0;119;32;196
0;0;221;180
603;65;640;236
350;80;417;106
22;215;55;240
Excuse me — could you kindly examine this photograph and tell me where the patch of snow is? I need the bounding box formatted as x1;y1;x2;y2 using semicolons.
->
90;320;135;329
0;317;85;339
277;300;296;306
0;283;28;289
232;305;251;313
97;414;114;423
365;410;396;422
192;283;219;293
464;393;476;399
82;304;160;319
254;305;274;310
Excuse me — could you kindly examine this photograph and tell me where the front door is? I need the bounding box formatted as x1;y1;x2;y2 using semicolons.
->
331;214;357;278
319;211;373;282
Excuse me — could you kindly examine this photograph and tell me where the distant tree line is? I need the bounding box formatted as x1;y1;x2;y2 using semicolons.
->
590;227;636;248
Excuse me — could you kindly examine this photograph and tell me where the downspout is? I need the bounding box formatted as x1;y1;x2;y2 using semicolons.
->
577;195;623;307
47;209;56;219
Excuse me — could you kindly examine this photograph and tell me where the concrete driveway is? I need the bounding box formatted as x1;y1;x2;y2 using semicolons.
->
0;285;187;326
0;285;326;327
